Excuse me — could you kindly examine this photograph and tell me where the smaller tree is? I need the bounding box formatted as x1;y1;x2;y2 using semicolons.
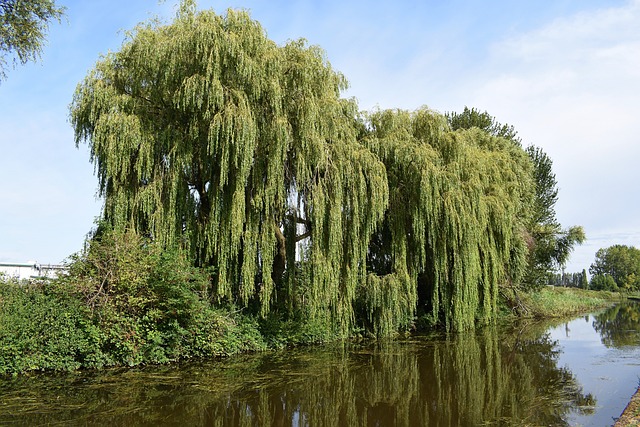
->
446;106;521;144
445;107;585;290
523;146;585;289
590;274;618;292
581;269;588;290
0;0;65;81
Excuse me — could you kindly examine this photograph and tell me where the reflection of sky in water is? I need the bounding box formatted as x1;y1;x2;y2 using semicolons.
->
548;314;640;427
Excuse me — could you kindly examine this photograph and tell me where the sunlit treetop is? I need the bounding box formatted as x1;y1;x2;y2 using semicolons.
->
0;0;65;81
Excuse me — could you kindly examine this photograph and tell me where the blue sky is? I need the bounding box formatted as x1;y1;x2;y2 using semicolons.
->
1;0;638;273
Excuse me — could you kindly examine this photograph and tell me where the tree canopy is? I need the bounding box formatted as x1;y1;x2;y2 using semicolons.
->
71;3;387;333
523;146;584;288
446;106;521;144
0;0;65;81
446;107;585;290
71;4;548;333
361;108;533;332
590;245;640;291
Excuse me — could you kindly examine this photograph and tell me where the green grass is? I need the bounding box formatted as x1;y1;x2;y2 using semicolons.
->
518;287;620;319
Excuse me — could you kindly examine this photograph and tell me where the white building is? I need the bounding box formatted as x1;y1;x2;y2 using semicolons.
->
0;262;66;280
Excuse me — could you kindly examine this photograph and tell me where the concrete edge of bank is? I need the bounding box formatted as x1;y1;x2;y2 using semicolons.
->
615;386;640;426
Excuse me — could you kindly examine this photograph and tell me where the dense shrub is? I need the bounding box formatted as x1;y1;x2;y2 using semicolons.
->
59;227;270;365
0;228;271;375
589;274;619;292
0;278;103;374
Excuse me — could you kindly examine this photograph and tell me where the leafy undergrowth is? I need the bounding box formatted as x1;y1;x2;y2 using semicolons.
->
0;277;272;375
0;239;627;378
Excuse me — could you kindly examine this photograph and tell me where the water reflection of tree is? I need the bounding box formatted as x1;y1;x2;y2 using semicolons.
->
592;302;640;348
0;325;596;426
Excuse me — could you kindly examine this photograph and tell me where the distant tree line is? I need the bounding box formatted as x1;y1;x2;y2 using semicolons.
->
548;270;588;289
550;245;640;293
589;245;640;292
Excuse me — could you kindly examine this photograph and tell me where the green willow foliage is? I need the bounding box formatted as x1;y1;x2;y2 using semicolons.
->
0;0;65;80
71;3;535;333
71;4;387;334
362;109;533;332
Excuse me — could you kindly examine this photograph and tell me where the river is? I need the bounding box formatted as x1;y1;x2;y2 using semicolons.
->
1;302;639;426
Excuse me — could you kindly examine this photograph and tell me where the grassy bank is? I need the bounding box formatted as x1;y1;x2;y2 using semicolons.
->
505;286;620;320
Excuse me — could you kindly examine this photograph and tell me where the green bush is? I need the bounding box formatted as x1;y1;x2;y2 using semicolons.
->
0;279;104;374
590;274;619;292
0;226;281;375
59;227;215;365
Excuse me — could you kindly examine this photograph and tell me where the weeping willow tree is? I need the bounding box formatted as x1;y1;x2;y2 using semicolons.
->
70;2;387;332
361;108;534;332
71;1;539;335
447;107;585;291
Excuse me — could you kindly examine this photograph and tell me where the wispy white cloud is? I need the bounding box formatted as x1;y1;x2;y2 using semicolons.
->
466;0;640;270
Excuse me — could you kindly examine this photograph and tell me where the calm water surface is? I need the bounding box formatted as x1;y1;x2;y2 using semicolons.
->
1;302;639;426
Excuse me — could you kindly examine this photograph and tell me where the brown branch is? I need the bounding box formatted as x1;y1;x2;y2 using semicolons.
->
295;230;312;242
285;213;311;227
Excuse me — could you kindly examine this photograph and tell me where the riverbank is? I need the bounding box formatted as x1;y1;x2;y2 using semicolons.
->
615;387;640;426
3;301;639;426
0;275;625;376
501;286;620;320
